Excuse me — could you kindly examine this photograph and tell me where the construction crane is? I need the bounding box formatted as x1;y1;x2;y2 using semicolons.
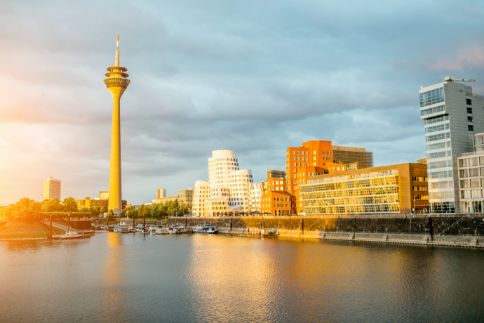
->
443;76;475;83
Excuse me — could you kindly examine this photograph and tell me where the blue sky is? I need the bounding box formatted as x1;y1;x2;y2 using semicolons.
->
1;0;484;204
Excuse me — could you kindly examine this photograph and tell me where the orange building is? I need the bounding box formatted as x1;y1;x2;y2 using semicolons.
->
286;140;373;213
261;191;295;216
260;170;296;216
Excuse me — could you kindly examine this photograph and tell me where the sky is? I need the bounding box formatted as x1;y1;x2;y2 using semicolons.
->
1;0;484;205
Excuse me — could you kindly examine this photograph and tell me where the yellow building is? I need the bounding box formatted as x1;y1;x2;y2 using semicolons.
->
43;177;61;201
300;163;428;216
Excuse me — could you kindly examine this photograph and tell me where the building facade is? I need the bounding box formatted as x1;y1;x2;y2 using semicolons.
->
153;189;194;208
43;177;61;201
192;181;210;217
458;133;484;213
286;140;373;213
420;77;484;213
300;163;428;216
261;191;295;216
333;145;373;169
156;188;167;199
193;150;255;216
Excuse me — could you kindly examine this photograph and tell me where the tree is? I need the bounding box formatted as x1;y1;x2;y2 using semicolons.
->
5;198;41;221
40;199;63;212
63;197;78;212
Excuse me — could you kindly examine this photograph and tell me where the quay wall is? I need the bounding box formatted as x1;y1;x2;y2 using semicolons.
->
167;215;484;248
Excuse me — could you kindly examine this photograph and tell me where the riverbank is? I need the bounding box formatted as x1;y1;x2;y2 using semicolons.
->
0;221;52;240
168;215;484;249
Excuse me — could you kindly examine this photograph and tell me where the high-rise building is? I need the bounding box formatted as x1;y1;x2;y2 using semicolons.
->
286;140;373;213
457;133;484;213
300;163;428;216
43;177;61;201
420;77;484;213
156;188;167;199
105;34;130;213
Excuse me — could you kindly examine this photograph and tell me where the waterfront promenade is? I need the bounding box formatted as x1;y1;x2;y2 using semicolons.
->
167;214;484;249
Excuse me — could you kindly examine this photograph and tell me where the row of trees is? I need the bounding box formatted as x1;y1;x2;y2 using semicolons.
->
121;200;190;220
3;197;81;221
2;197;191;221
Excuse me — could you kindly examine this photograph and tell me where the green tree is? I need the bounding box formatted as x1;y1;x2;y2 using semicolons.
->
40;199;63;212
63;197;78;212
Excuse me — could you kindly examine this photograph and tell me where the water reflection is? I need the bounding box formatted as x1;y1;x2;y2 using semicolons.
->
102;232;125;321
188;236;278;321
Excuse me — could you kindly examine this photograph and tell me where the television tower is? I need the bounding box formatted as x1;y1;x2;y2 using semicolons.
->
105;34;130;213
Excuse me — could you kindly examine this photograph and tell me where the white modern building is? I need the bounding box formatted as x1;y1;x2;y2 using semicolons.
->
458;133;484;213
420;77;484;213
43;177;61;201
192;150;255;216
248;182;263;214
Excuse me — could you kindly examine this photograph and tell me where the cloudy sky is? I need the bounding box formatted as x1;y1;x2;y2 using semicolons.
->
1;0;484;205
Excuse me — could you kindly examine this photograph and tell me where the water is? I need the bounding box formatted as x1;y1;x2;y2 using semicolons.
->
1;233;483;322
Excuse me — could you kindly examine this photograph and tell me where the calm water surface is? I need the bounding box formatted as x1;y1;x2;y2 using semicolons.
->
1;233;483;322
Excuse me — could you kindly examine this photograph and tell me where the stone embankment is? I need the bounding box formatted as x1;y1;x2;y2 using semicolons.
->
167;215;484;249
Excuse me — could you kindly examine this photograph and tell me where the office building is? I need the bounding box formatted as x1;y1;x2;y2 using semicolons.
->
333;145;373;169
458;133;484;213
43;177;61;201
286;140;373;213
300;163;428;216
420;77;484;212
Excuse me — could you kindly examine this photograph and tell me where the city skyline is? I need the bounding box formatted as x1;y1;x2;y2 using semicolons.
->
2;1;484;205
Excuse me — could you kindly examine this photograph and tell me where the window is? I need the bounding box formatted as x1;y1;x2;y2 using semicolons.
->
468;116;473;122
467;107;473;114
420;88;444;107
466;98;472;105
421;105;445;116
469;125;474;131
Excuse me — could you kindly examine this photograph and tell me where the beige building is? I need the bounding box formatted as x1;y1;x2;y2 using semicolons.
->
300;163;428;216
43;177;61;201
153;188;193;208
458;133;484;213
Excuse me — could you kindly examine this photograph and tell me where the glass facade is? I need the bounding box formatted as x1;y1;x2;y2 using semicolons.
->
420;87;444;107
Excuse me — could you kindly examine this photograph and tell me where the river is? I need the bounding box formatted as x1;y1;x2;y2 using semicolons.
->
1;233;483;322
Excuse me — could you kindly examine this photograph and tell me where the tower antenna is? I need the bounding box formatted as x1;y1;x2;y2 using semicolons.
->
115;33;120;66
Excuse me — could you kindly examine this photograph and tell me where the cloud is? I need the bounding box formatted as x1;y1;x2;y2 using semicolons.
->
1;0;484;204
433;46;484;72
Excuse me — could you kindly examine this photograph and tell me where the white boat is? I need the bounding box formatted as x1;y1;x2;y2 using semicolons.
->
193;225;218;234
53;230;87;240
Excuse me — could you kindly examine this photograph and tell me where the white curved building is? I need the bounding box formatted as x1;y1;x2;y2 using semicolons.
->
208;150;239;188
228;169;253;211
192;149;257;216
